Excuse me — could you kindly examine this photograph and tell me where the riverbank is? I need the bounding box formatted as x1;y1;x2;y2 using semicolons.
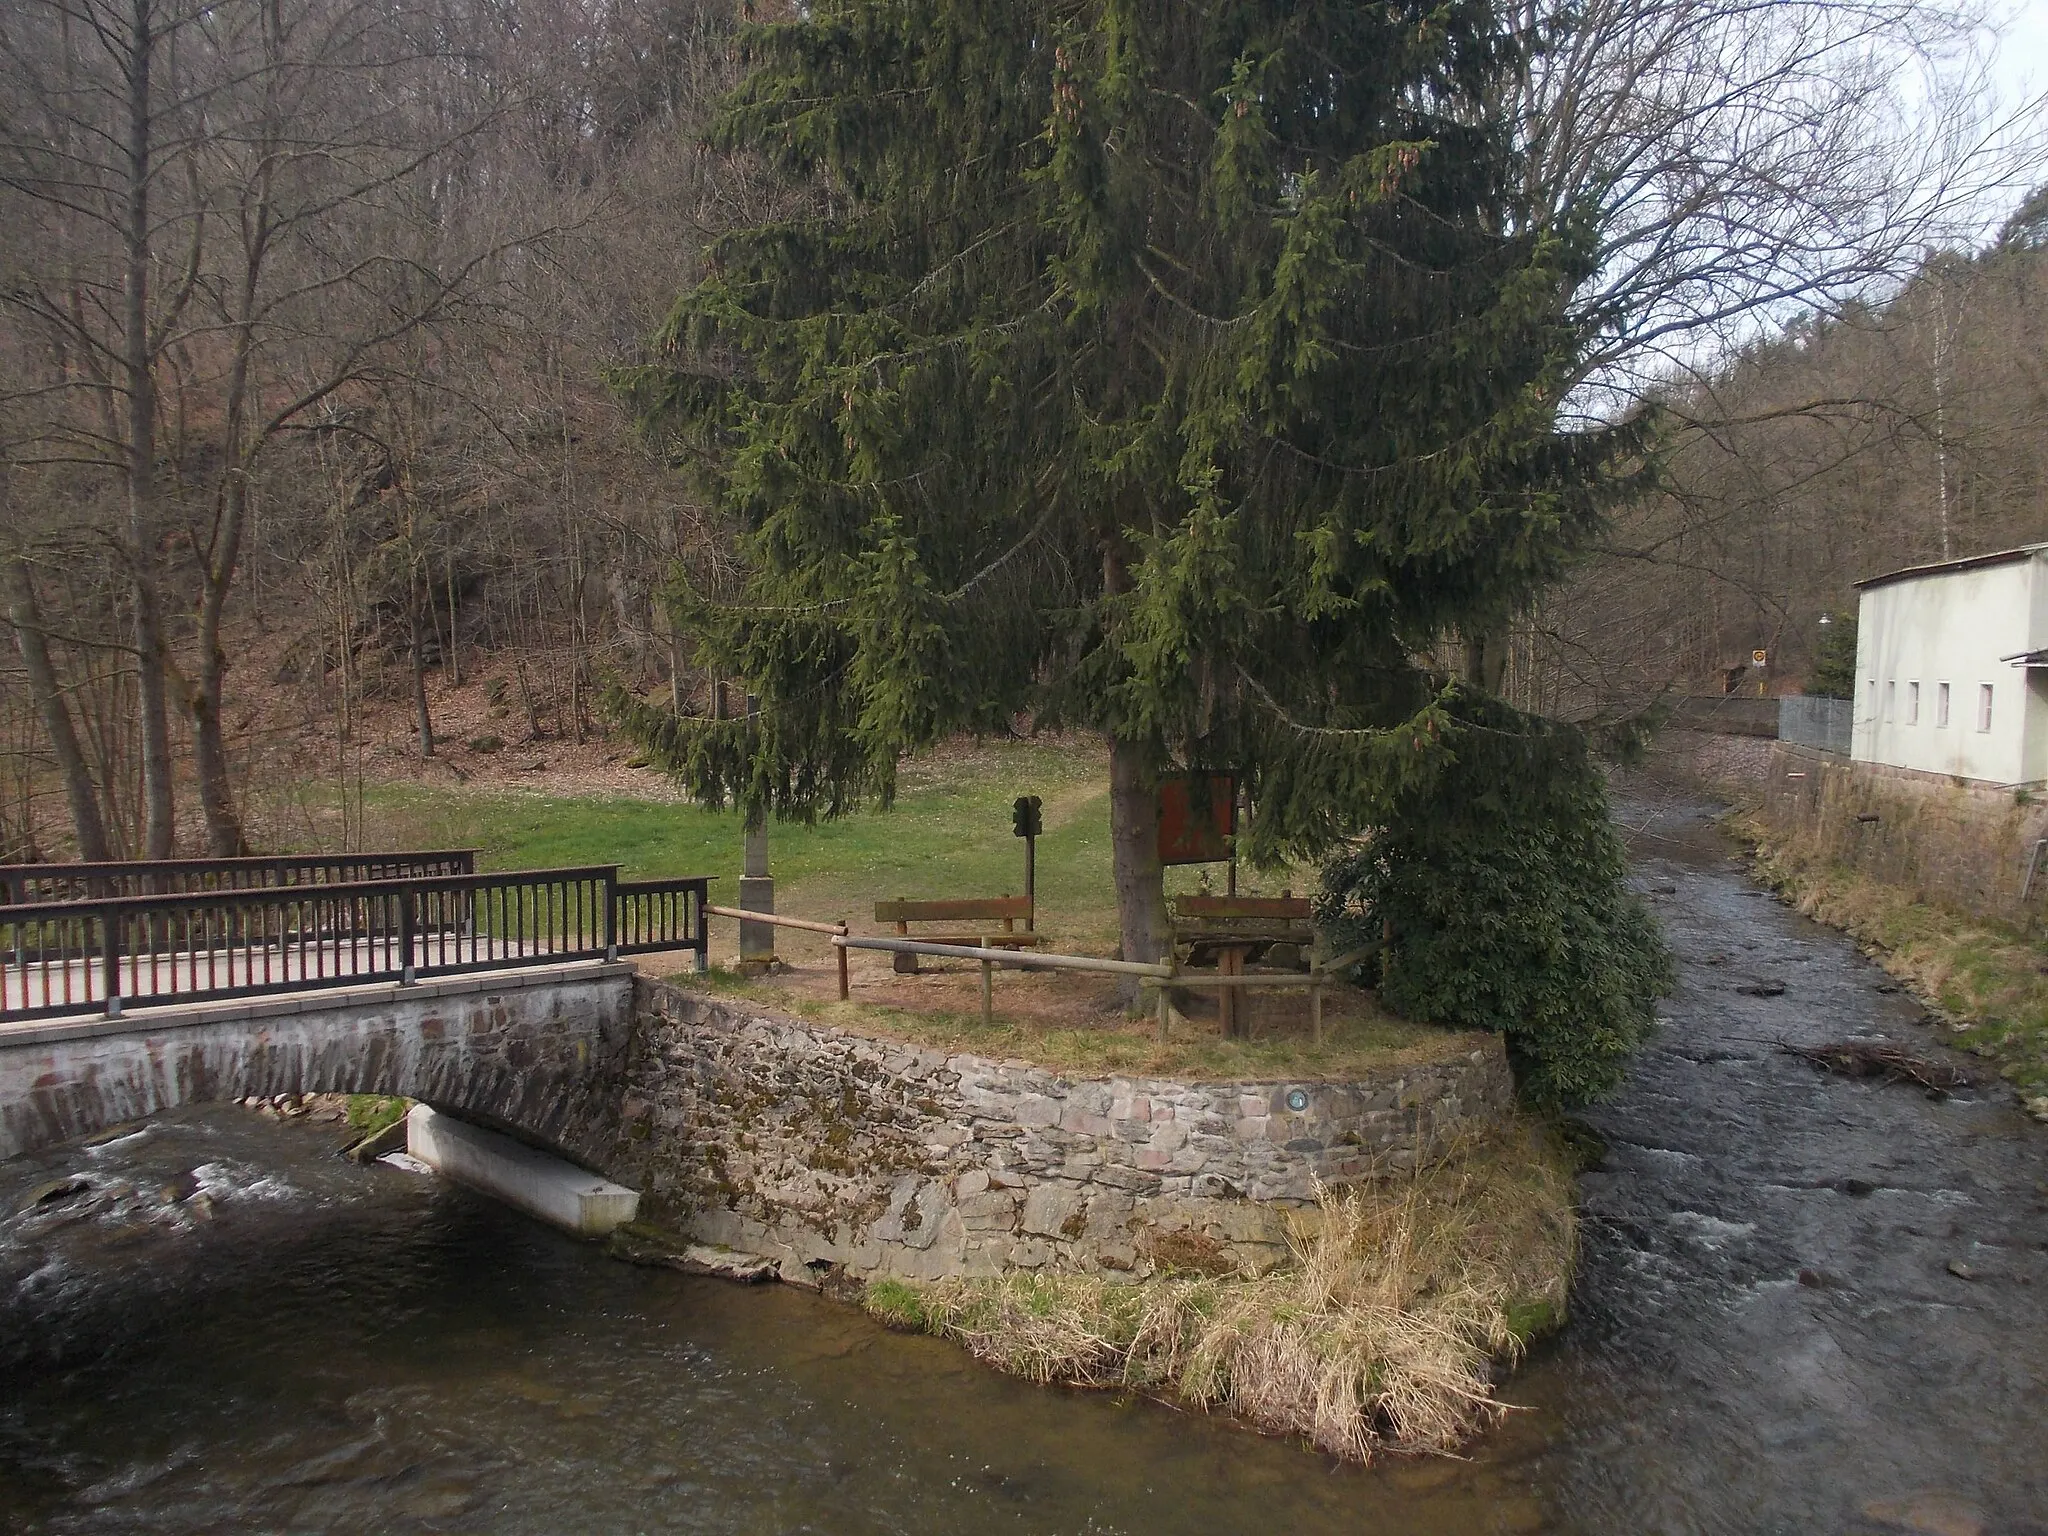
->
605;979;1569;1463
10;781;2048;1529
1730;807;2048;1111
861;1121;1576;1461
0;1102;1579;1532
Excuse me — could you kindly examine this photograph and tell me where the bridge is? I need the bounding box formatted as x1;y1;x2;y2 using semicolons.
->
0;853;708;1165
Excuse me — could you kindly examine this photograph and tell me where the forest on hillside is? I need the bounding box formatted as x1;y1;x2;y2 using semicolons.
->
0;0;2039;861
0;0;759;861
1512;196;2048;719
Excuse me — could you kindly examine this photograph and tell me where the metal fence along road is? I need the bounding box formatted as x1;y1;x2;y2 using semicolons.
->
1779;695;1853;755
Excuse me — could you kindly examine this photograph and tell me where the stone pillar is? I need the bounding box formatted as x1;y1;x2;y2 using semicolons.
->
738;838;775;973
738;694;776;974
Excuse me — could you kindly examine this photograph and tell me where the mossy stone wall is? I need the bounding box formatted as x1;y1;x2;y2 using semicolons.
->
603;978;1516;1284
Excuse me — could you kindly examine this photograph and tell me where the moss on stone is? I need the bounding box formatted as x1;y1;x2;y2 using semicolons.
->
345;1095;409;1136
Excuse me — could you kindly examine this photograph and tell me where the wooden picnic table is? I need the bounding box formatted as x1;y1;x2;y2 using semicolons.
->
1171;894;1314;1038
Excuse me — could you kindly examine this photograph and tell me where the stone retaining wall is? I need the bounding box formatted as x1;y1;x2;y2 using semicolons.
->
1753;744;2048;926
1649;730;1777;797
605;978;1516;1283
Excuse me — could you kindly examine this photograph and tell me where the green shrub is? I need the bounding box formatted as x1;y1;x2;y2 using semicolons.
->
1808;611;1858;700
1316;705;1672;1111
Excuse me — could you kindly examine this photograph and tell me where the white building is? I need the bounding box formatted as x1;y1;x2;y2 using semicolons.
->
1851;542;2048;785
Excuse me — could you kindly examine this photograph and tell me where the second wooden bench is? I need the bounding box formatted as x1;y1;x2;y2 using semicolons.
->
873;896;1045;974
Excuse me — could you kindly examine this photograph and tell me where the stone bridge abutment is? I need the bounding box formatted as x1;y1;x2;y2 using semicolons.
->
0;962;637;1166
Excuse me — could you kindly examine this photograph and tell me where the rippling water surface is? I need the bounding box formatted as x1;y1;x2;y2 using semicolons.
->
3;781;2045;1534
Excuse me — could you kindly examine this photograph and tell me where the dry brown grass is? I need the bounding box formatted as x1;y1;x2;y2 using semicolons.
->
862;1121;1576;1461
677;964;1481;1081
1733;811;2048;1100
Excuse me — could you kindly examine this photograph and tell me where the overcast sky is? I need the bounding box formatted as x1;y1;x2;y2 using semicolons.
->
1957;2;2047;238
1991;1;2048;126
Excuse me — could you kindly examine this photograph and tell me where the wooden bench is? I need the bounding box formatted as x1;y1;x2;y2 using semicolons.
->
1171;894;1315;1037
873;896;1044;974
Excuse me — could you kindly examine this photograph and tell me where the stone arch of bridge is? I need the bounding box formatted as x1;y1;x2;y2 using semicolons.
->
0;968;637;1166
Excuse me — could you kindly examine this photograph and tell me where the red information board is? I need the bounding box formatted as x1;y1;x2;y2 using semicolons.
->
1156;773;1236;865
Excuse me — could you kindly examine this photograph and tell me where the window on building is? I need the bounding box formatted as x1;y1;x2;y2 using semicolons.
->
1907;682;1920;724
1979;683;1995;733
1885;681;1895;722
1868;680;1877;721
1938;682;1950;727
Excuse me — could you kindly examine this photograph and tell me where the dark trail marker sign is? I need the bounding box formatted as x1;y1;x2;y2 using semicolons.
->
1012;796;1042;929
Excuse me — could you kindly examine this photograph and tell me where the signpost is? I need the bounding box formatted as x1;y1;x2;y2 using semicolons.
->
1011;795;1042;929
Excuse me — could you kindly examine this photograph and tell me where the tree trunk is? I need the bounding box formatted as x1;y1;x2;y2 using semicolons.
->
445;550;460;688
122;0;174;858
1463;627;1509;695
3;553;113;861
1100;539;1170;990
184;666;248;855
187;363;258;857
186;160;282;854
184;593;249;856
515;655;541;741
408;579;435;758
1108;731;1170;981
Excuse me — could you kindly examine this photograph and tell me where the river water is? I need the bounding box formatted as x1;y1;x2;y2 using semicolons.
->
3;782;2044;1534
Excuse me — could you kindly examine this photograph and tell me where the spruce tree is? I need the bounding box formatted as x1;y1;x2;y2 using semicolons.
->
613;0;1644;971
1809;612;1857;700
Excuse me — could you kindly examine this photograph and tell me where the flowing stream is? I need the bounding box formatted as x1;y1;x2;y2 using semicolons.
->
3;779;2044;1534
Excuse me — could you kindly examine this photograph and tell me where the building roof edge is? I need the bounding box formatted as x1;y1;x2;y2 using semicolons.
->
1856;542;2048;591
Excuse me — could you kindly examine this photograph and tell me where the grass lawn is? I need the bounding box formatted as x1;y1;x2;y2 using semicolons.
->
341;735;1462;1079
355;737;1305;952
674;964;1481;1081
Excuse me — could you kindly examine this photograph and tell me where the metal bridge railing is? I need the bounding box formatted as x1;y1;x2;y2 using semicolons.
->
616;878;713;960
1;865;710;1022
0;850;479;907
